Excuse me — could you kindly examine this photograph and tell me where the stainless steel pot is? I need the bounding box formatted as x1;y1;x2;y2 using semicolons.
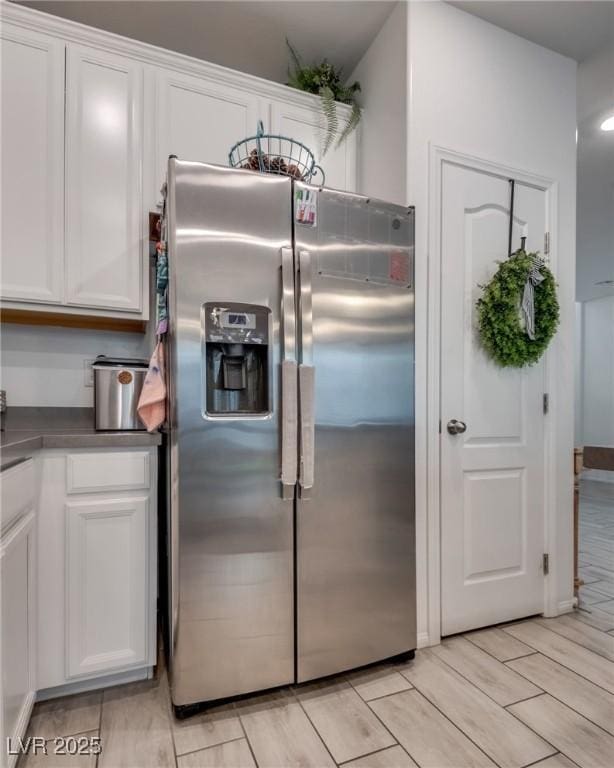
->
93;356;149;431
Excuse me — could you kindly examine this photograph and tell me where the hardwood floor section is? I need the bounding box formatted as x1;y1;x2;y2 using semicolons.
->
589;598;614;615
295;680;396;764
509;693;614;768
506;652;614;734
398;651;555;767
236;689;336;768
340;745;418;768
97;675;175;768
531;755;580;768
430;636;541;705
535;615;614;661
573;604;614;632
26;692;102;741
345;666;412;702
464;627;536;661
171;700;243;757
369;689;496;768
176;738;256;768
502;621;614;693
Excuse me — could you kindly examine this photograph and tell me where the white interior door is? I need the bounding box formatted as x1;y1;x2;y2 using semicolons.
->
440;160;547;636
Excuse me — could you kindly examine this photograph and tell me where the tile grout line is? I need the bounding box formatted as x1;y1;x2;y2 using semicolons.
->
499;629;614;695
357;686;415;705
389;674;505;768
336;744;403;766
174;736;247;763
503;666;614;738
500;619;613;657
506;691;614;751
491;693;558;762
463;632;539;663
532;619;614;660
234;706;261;768
289;685;360;767
422;644;546;709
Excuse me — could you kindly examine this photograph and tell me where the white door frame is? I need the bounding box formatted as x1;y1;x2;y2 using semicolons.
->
425;144;560;645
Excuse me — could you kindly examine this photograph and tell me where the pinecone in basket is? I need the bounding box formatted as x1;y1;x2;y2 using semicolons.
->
268;156;287;174
248;148;266;170
286;163;303;180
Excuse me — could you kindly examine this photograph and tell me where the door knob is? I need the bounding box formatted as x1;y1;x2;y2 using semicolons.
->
447;419;467;435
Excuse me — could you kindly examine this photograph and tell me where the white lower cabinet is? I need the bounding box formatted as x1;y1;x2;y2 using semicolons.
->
1;510;36;768
66;496;148;678
37;449;157;694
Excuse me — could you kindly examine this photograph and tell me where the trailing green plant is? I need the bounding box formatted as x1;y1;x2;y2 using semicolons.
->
286;40;361;155
476;250;559;367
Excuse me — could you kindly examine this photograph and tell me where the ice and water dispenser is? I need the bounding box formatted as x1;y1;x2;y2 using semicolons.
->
204;303;271;416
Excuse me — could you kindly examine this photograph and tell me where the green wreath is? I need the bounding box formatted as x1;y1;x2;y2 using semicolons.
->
476;250;559;367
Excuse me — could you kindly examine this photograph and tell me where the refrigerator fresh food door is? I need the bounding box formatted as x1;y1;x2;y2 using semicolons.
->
167;160;296;706
294;183;416;682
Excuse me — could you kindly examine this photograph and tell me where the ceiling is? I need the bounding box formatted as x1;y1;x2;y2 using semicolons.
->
16;1;396;84
450;1;614;63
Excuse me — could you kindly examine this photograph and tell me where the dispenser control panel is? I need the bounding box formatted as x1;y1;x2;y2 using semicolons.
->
205;304;268;345
220;311;256;330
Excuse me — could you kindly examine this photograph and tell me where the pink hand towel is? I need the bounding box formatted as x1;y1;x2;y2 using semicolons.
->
137;340;166;432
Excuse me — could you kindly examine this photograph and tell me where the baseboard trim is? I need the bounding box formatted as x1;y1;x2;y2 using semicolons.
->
417;631;435;648
557;599;575;615
36;667;152;701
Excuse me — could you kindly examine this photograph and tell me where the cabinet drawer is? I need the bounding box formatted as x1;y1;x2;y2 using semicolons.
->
1;458;34;534
66;452;150;494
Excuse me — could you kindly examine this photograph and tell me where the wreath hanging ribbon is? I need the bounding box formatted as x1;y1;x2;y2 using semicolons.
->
476;249;559;367
521;254;545;340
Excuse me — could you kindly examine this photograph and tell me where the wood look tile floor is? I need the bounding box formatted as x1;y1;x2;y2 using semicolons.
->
20;480;614;768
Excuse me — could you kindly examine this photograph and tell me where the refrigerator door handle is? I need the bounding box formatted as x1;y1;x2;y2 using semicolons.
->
298;249;315;499
281;247;298;500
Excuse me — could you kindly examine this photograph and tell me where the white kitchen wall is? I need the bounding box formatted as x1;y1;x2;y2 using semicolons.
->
0;324;151;407
349;0;577;644
400;1;575;642
349;2;407;205
581;296;614;447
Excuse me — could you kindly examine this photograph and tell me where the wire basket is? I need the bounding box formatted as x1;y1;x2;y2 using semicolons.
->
228;121;325;185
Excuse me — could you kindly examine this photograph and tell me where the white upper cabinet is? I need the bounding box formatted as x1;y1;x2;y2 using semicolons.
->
270;100;357;192
0;25;64;304
156;68;260;192
0;4;358;322
65;45;144;311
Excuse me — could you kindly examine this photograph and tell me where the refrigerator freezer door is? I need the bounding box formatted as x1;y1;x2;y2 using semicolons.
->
295;184;416;682
167;160;295;706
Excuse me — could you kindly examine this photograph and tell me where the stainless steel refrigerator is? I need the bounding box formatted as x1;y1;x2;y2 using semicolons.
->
165;159;415;713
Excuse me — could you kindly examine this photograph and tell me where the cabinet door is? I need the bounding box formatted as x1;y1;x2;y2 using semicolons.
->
66;496;148;678
65;45;143;311
156;68;260;193
270;101;357;192
1;511;36;755
0;26;64;303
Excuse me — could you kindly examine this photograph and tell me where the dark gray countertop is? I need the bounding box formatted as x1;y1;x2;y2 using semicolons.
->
1;408;161;470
